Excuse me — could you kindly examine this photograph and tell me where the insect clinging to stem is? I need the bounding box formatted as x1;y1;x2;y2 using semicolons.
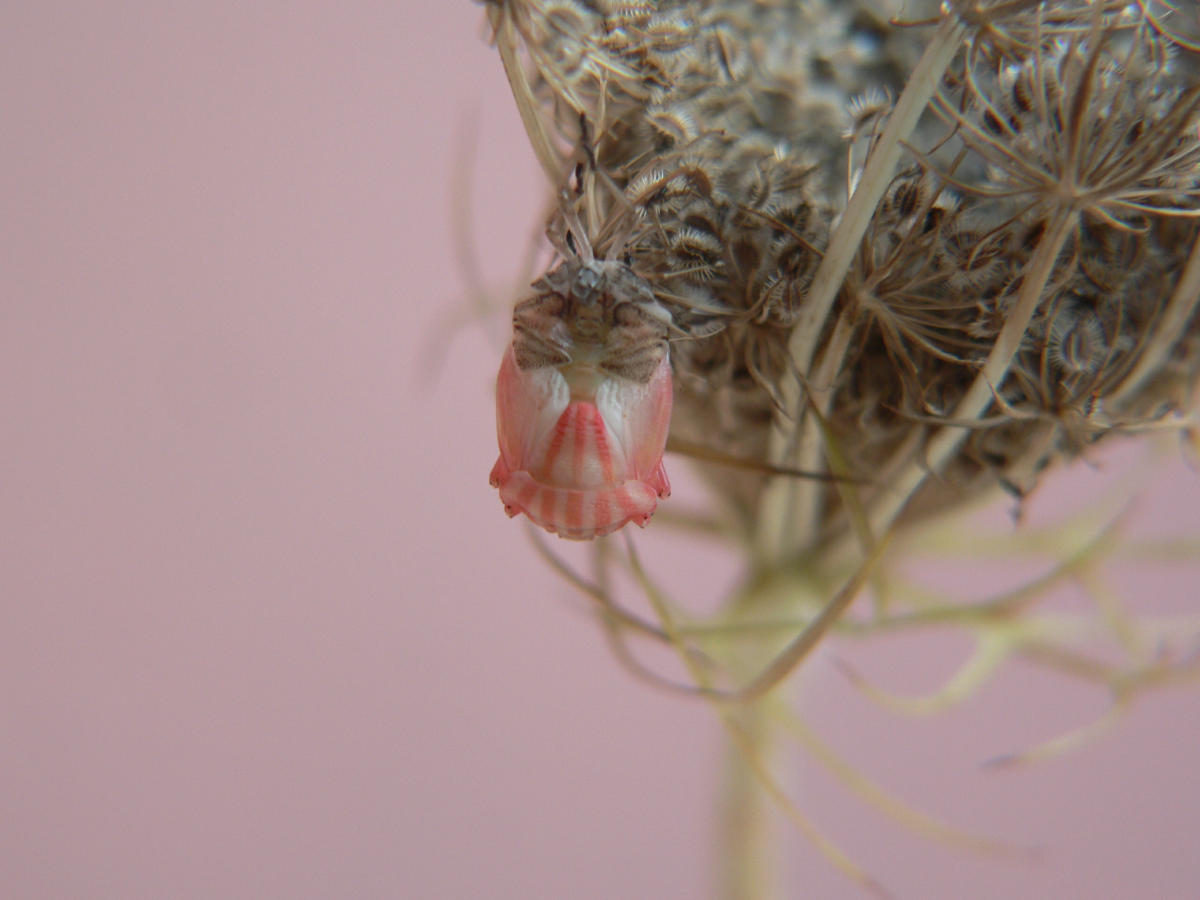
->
489;188;676;541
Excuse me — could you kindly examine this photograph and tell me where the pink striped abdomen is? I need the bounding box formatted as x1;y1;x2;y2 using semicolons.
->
494;469;660;540
490;347;672;540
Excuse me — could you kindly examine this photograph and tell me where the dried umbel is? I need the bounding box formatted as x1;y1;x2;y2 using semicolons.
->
479;0;1200;893
485;0;1200;549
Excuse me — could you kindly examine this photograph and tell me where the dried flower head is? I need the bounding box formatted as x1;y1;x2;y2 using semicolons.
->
477;0;1200;893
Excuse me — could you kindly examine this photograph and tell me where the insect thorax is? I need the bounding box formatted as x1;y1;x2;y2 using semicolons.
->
512;259;670;384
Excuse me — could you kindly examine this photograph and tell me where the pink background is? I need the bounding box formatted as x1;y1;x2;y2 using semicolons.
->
3;3;1198;897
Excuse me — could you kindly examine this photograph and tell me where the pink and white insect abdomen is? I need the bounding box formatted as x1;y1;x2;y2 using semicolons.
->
490;345;672;540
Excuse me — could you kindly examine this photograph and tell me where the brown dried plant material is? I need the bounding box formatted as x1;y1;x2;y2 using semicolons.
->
483;0;1199;552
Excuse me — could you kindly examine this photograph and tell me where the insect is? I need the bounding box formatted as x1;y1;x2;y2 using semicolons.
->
489;219;674;540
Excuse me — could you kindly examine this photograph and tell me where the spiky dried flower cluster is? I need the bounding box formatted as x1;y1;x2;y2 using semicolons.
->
484;0;1200;555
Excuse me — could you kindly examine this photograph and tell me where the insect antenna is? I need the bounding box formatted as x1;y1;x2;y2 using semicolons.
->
574;111;648;260
550;187;596;262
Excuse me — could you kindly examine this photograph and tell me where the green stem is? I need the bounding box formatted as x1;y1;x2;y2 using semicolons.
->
719;705;775;900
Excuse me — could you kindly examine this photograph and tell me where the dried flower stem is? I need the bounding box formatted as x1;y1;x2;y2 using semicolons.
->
1110;231;1200;407
719;708;775;900
490;4;563;183
867;207;1078;537
759;311;855;562
628;538;882;899
777;705;1028;855
758;14;969;562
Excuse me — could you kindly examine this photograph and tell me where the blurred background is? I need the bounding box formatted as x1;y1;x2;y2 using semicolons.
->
2;3;1198;897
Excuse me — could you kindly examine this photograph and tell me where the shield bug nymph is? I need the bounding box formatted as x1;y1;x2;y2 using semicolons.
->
490;230;674;540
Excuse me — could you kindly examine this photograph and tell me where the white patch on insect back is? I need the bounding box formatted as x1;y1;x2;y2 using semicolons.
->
491;355;672;539
493;349;571;475
593;361;672;476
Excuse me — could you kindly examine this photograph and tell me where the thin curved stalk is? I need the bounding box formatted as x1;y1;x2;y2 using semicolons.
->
758;14;969;562
491;4;564;184
755;311;855;563
1109;229;1200;407
866;208;1078;537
